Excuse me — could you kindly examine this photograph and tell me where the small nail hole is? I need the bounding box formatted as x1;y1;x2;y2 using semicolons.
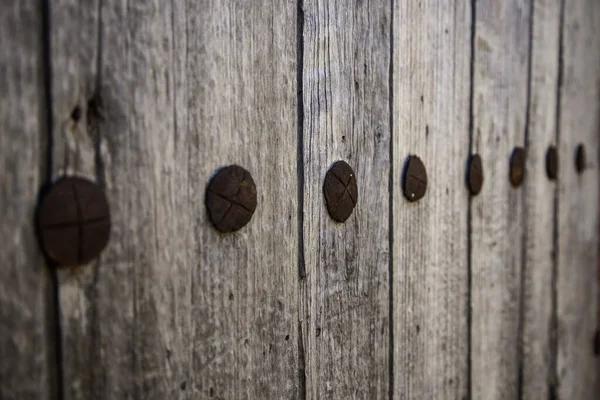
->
70;106;82;122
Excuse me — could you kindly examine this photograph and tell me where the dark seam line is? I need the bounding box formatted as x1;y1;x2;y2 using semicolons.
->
93;0;106;188
330;170;352;186
42;217;109;230
72;185;84;265
345;186;357;204
297;0;306;282
296;0;307;398
207;190;254;213
408;175;426;185
549;1;565;398
517;1;536;398
387;0;394;398
466;0;477;399
40;0;64;398
217;203;234;225
329;173;356;201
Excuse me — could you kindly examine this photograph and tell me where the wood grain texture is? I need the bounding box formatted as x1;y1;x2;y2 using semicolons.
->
392;2;471;399
520;0;561;398
0;1;55;399
470;0;531;399
556;0;600;398
299;0;391;398
50;1;299;398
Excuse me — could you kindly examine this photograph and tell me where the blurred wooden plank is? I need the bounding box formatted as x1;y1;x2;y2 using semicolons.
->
0;1;56;399
470;0;532;398
51;1;299;398
392;1;471;398
520;0;561;398
299;0;391;397
556;0;600;398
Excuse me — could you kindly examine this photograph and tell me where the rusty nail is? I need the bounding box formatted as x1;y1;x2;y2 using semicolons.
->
509;147;526;187
323;160;358;223
467;154;484;196
37;176;111;266
575;143;586;174
546;146;558;180
403;155;428;202
205;165;257;233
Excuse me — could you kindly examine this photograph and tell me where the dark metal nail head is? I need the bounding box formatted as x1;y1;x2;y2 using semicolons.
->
37;176;111;266
205;165;257;233
323;160;358;223
575;143;586;174
467;154;484;196
403;155;428;202
546;146;558;180
509;147;526;187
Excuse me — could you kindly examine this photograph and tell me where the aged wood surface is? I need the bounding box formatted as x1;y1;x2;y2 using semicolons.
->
0;1;55;399
50;1;299;399
2;1;600;399
520;0;561;398
392;1;471;399
299;0;391;398
470;0;532;398
556;0;600;398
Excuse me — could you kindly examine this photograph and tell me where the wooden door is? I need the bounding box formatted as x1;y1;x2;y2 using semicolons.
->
1;1;598;399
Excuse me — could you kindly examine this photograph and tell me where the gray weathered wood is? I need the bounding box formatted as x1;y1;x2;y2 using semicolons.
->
299;0;391;397
0;2;55;399
392;2;471;398
520;0;561;398
50;1;299;398
470;0;532;398
556;0;600;398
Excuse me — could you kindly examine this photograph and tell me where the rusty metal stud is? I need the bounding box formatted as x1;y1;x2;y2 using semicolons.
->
509;147;526;187
323;160;358;223
575;143;586;174
467;154;484;196
37;176;111;266
403;155;427;202
205;165;257;233
546;146;558;180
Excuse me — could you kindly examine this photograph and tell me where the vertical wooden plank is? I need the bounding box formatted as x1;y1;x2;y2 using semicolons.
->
470;0;532;399
521;0;561;398
300;0;391;398
556;0;600;398
51;1;299;398
392;1;471;398
0;1;55;399
185;2;299;398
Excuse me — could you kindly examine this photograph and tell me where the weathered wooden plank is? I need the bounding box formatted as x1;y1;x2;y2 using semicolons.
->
299;0;391;397
392;1;471;398
51;1;299;398
520;0;561;398
0;2;55;399
470;0;532;398
556;0;600;398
